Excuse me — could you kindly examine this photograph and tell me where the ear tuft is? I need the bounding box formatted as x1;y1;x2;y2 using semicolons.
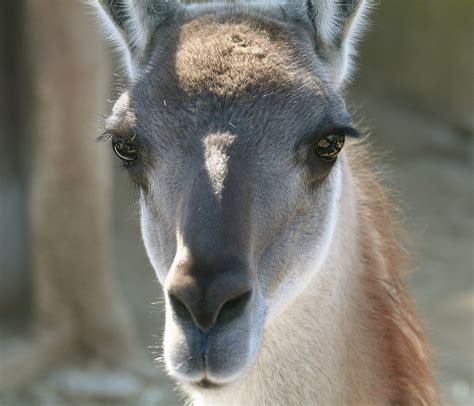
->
92;0;180;79
336;0;371;85
295;0;372;87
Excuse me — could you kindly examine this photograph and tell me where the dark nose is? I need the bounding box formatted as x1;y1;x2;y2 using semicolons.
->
166;253;253;331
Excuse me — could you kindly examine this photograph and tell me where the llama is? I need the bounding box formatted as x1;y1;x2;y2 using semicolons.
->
94;0;439;404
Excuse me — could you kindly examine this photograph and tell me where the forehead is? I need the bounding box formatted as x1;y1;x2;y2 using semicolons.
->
169;14;322;96
127;14;347;146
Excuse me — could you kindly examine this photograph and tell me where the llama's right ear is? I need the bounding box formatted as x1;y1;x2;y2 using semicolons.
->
93;0;180;78
285;0;371;87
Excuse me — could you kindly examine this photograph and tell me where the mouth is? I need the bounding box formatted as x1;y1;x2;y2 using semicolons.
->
164;292;265;389
192;378;223;390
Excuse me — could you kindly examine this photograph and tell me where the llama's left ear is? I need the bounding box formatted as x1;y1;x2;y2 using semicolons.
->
287;0;371;87
93;0;180;79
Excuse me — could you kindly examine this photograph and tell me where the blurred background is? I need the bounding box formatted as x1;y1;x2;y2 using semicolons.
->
0;1;472;405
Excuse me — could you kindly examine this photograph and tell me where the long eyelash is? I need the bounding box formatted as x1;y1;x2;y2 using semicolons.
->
97;130;137;143
97;130;114;143
97;130;138;146
343;126;361;138
327;126;360;139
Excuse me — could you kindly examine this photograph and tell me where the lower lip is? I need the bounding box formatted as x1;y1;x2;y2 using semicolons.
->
192;378;222;389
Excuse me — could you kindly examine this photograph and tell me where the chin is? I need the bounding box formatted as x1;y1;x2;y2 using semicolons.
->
163;297;265;390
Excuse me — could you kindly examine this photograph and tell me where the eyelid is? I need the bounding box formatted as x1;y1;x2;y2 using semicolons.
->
320;126;359;139
97;130;114;143
299;126;359;147
97;130;137;143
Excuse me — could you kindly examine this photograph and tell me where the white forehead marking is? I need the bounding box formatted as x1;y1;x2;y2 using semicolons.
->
203;133;236;200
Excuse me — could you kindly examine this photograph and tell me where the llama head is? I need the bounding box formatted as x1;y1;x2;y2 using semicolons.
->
96;0;370;391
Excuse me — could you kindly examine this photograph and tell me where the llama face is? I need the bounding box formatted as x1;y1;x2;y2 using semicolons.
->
105;15;354;387
96;0;369;393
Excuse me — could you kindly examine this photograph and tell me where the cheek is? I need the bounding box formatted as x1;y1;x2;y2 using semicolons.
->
140;199;175;285
258;162;343;321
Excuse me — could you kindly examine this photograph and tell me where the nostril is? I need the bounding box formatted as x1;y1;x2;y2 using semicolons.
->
167;287;252;331
168;293;193;322
217;290;252;326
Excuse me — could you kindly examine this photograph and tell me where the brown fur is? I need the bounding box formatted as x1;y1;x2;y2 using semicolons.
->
173;15;323;96
347;142;439;404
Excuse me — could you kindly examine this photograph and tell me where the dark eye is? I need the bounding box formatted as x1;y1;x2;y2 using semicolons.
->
112;135;137;166
315;133;345;162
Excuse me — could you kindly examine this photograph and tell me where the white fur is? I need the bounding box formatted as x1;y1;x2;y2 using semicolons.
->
300;0;371;86
203;133;236;200
90;0;136;76
313;0;340;45
336;0;371;85
140;189;168;285
265;160;342;321
91;0;176;78
125;0;154;53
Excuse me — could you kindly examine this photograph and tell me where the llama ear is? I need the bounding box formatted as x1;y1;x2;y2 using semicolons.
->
287;0;371;87
93;0;180;78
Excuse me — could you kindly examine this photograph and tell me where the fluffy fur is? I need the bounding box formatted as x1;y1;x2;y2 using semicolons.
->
93;0;370;85
92;0;179;77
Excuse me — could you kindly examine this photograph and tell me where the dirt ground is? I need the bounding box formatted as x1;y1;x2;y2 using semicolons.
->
1;89;472;405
